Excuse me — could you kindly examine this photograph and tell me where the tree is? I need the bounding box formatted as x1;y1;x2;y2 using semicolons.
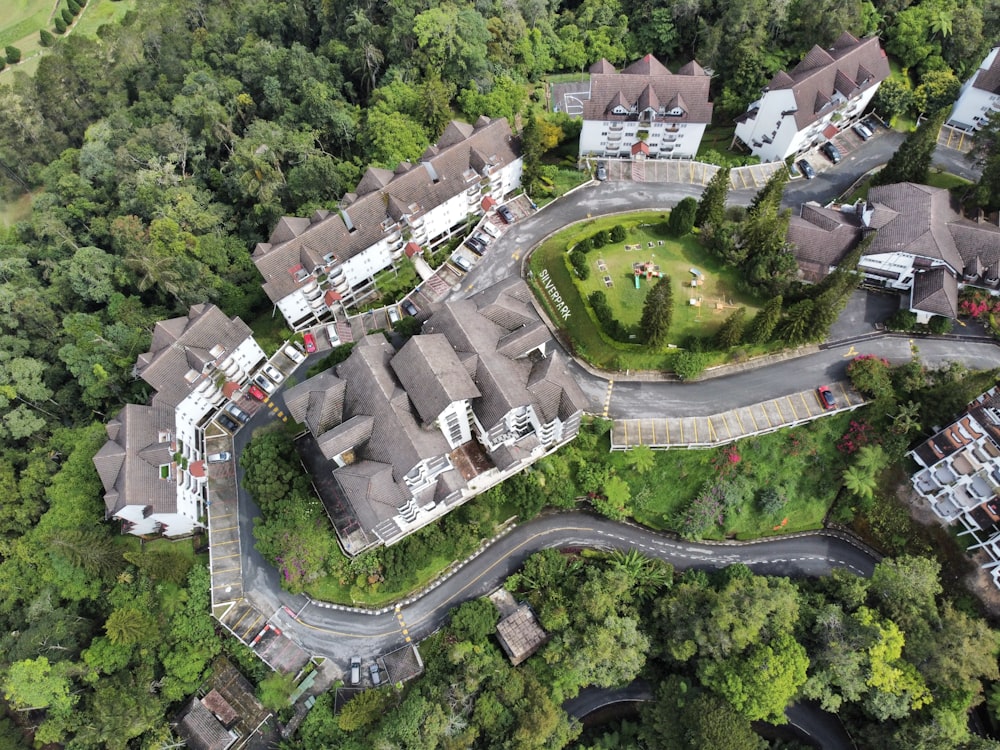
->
969;111;1000;211
847;354;894;400
61;8;74;26
842;464;878;501
913;69;961;114
54;16;66;34
569;249;590;279
743;295;783;344
449;598;499;642
5;46;21;65
3;657;75;713
872;108;948;186
695;167;731;229
666;197;698;237
258;671;296;712
625;445;655;474
714;307;747;349
640;275;673;347
874;76;915;123
39;29;54;47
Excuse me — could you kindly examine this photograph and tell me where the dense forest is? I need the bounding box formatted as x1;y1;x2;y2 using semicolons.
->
1;0;999;746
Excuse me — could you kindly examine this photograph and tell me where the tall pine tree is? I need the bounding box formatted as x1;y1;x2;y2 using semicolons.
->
695;166;731;228
640;276;674;347
872;108;948;186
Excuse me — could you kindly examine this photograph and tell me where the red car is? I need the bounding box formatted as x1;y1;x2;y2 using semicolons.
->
248;384;267;402
817;385;836;410
303;332;317;353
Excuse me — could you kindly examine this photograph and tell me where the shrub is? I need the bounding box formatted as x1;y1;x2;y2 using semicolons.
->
54;16;67;33
757;487;787;515
928;315;953;335
610;225;627;243
886;309;918;331
569;250;590;280
592;229;610;248
68;0;82;13
588;290;628;341
39;29;54;46
672;350;710;381
5;46;21;65
62;8;74;25
574;236;593;253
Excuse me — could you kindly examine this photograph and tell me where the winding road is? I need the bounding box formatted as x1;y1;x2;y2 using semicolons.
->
224;136;995;676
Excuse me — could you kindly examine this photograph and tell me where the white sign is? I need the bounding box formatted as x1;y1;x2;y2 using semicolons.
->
539;269;571;320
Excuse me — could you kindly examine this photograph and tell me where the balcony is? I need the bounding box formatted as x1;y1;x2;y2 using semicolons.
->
608;122;624;131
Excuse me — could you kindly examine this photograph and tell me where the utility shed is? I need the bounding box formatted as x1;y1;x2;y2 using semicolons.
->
495;604;548;666
176;698;238;750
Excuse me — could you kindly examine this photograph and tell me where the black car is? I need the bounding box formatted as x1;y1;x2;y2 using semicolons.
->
497;205;515;224
820;142;841;164
464;236;486;255
797;159;816;179
224;402;249;424
217;414;240;433
401;299;418;317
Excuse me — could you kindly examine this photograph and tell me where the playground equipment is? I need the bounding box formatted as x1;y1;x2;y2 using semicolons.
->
633;260;662;282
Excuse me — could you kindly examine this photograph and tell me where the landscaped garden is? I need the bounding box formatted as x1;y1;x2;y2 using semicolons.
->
528;211;762;370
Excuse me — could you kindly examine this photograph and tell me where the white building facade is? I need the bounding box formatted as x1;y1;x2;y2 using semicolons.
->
254;117;523;331
734;33;889;162
578;55;713;160
947;47;1000;131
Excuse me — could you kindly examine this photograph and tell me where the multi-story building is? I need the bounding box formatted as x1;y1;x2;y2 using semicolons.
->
734;33;889;162
253;117;522;331
787;182;1000;321
947;46;1000;131
284;277;586;553
578;55;713;160
93;304;266;537
910;387;1000;589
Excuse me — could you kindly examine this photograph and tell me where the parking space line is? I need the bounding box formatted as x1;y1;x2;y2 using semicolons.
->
214;525;237;532
650;420;656;444
798;392;811;414
679;420;684;443
212;552;239;560
637;420;642;444
211;513;234;520
762;404;773;427
213;567;240;574
786;396;798;419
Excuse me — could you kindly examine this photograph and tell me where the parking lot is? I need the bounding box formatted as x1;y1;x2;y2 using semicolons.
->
798;116;886;178
610;381;865;450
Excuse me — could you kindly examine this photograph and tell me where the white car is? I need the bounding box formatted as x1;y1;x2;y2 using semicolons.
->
262;364;285;384
207;452;231;463
453;255;471;272
327;324;340;346
388;306;401;324
283;344;305;364
482;222;501;239
253;374;276;395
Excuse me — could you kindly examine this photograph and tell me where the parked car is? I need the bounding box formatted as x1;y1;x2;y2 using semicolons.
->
797;159;816;179
820;141;841;164
369;663;382;686
217;414;240;433
327;324;341;347
817;385;837;410
497;204;515;224
453;255;471;272
464;239;485;256
387;305;401;324
482;222;501;239
853;122;873;140
207;452;231;463
248;384;267;401
596;162;608;181
302;332;317;353
253;374;276;395
262;364;285;384
283;343;305;364
401;299;418;317
350;656;361;686
472;231;490;246
224;402;249;424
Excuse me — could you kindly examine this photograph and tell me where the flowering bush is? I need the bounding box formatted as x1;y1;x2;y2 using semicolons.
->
959;289;1000;337
837;419;876;454
675;482;726;539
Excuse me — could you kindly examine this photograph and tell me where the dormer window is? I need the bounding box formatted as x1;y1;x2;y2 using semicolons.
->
294;268;310;283
209;344;225;359
666;107;684;116
183;369;200;384
611;106;628;115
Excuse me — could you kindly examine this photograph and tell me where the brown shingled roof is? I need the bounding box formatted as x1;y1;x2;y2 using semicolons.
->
763;35;889;131
583;55;713;124
973;48;1000;94
911;267;959;318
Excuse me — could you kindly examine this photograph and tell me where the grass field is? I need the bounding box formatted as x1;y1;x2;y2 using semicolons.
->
0;192;33;227
529;212;761;369
0;0;135;79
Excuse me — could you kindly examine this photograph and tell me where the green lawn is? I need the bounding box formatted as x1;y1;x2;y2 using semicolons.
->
0;0;136;78
529;212;761;370
925;170;973;190
0;191;33;227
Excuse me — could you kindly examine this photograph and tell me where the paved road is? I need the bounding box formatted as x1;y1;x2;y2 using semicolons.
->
225;129;995;670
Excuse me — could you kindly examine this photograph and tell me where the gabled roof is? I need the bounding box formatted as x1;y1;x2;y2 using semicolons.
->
135;304;255;409
763;35;889;131
254;118;521;306
972;47;1000;94
589;58;616;75
786;203;865;281
95;403;177;518
911;267;958;318
390;335;480;425
177;698;236;750
583;55;713;124
867;183;964;271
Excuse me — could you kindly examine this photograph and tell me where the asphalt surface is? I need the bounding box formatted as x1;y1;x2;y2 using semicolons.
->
222;130;994;693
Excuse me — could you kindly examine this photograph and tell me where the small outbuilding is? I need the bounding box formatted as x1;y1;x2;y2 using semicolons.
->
495;604;549;666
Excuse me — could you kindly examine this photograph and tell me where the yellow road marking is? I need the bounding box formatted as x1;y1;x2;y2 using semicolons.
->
215;524;237;532
212;553;239;560
842;345;858;358
786;396;798;419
